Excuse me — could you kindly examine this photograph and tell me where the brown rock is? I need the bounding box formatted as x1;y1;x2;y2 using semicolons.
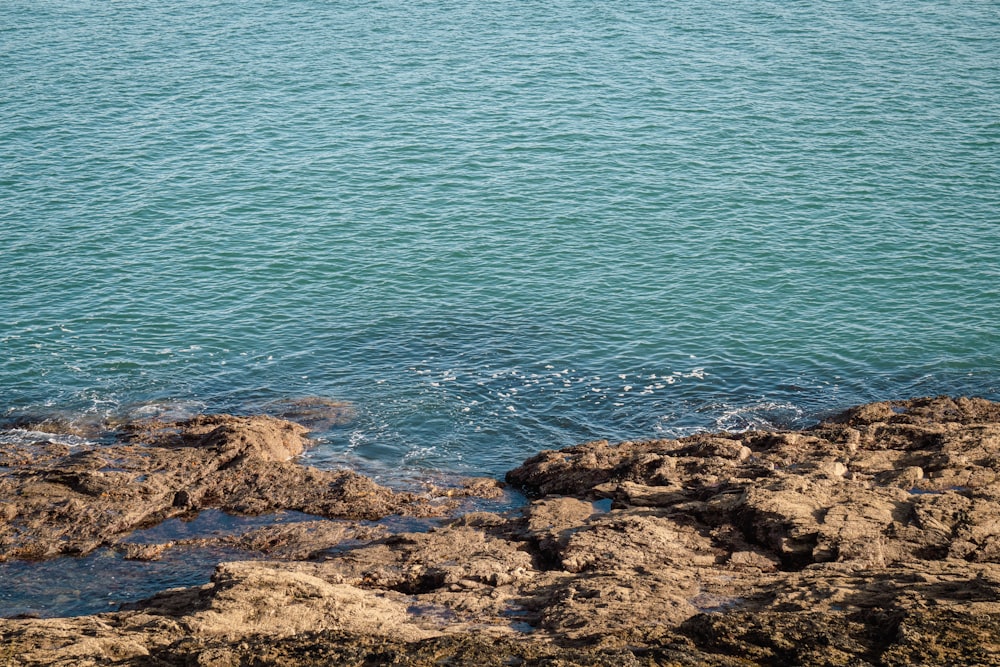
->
3;396;1000;666
0;414;447;562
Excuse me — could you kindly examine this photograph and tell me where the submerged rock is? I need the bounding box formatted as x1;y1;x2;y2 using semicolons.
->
259;396;357;431
2;396;1000;666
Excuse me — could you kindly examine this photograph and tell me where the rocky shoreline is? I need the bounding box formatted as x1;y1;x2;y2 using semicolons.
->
2;396;999;665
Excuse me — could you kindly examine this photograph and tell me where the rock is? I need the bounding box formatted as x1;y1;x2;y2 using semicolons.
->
0;414;457;562
875;465;924;487
0;411;109;440
558;510;720;573
123;542;174;561
426;477;507;500
608;481;689;507
184;561;438;642
521;496;596;565
121;413;309;461
2;397;1000;666
456;477;506;499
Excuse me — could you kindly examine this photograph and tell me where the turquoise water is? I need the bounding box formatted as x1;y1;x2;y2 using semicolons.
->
3;0;999;478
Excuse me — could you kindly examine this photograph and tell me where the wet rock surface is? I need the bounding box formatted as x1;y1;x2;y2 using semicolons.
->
0;414;452;562
2;396;1000;666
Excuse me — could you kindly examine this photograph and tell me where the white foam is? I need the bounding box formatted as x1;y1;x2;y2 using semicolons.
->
0;429;93;447
712;401;803;432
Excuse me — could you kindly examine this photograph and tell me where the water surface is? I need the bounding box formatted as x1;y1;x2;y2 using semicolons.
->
2;0;998;478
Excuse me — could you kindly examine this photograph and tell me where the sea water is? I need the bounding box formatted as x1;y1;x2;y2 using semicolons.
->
2;0;999;480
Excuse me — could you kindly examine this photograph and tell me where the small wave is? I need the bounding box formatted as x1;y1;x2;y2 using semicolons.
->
0;428;95;447
711;401;805;433
123;400;207;421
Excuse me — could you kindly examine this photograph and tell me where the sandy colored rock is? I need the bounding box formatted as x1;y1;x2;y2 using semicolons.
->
2;396;1000;666
559;509;721;573
0;414;455;562
184;561;437;642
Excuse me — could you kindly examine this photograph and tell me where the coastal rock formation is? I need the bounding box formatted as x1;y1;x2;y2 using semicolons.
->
0;414;451;562
2;396;1000;666
258;396;357;431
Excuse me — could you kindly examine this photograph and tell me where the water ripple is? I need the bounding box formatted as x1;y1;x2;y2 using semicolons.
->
1;0;998;476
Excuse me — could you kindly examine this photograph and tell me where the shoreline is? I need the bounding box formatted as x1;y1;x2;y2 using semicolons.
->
2;396;1000;665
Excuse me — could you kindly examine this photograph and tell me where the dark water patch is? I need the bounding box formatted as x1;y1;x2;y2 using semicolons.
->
362;514;446;535
592;498;614;513
908;486;970;496
121;509;320;545
447;484;528;515
500;606;537;634
255;396;356;431
0;545;250;618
